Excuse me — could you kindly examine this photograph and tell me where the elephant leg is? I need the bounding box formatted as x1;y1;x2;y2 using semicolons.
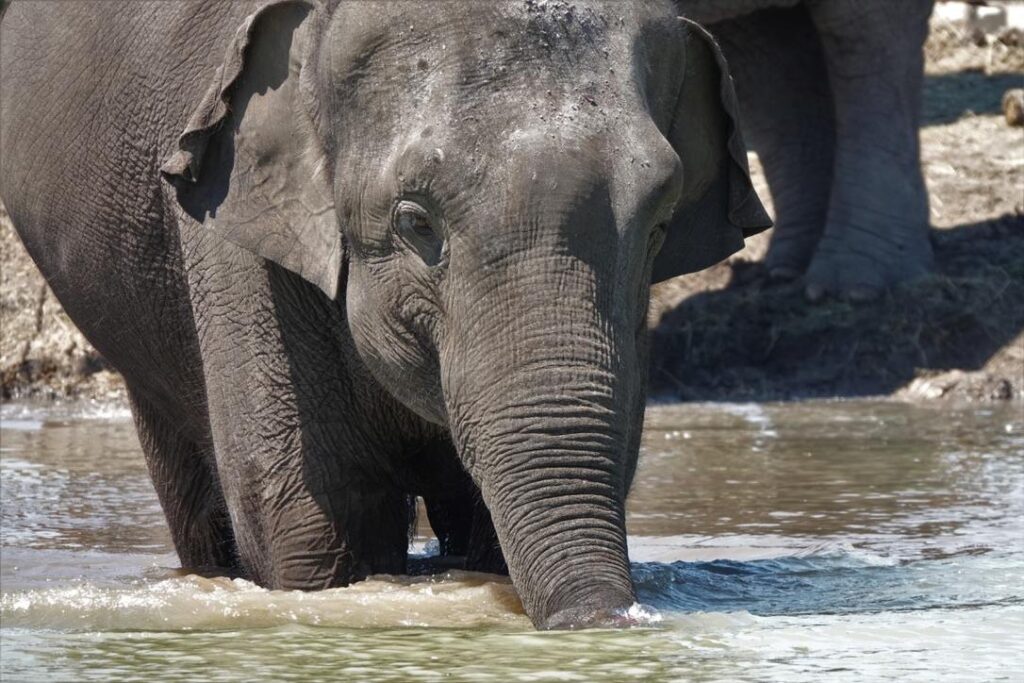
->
425;490;506;574
805;0;934;300
205;357;411;588
205;394;413;589
180;230;415;588
424;493;473;558
712;7;836;280
253;474;411;588
128;389;238;571
464;499;507;575
419;443;507;574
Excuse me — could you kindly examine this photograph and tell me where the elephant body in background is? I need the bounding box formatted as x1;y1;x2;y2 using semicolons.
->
678;0;936;299
0;1;768;629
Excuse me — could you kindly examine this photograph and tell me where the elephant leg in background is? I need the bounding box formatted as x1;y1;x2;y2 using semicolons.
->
421;445;507;574
713;7;836;281
804;0;934;300
464;502;506;574
129;390;238;571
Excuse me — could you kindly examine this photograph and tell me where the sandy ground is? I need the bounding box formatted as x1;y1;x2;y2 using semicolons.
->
1;15;1022;402
922;21;1023;229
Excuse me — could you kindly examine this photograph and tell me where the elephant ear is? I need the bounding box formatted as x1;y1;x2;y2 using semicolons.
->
161;0;343;299
651;18;772;283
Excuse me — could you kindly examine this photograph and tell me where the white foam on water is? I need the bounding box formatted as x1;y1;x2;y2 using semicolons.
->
0;572;528;632
719;403;780;439
0;419;44;431
628;534;895;566
0;400;132;424
787;540;898;567
620;602;663;626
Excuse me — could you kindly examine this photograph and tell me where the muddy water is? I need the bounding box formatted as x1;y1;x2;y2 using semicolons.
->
1;400;1021;681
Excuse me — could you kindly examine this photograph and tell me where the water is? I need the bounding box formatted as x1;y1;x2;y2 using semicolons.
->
1;400;1022;681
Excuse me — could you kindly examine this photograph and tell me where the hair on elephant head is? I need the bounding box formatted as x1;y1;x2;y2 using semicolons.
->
162;0;769;630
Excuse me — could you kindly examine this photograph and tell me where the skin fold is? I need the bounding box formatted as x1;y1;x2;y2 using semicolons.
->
0;0;769;629
679;0;936;300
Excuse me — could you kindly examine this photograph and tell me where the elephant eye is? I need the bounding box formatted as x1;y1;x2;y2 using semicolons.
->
396;202;434;238
393;200;444;266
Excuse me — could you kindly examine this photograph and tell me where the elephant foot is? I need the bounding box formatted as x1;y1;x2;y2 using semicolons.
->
803;219;933;302
764;221;825;283
768;264;803;283
805;280;880;303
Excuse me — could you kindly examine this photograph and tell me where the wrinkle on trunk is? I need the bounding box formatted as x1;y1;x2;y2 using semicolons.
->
442;316;641;627
468;417;636;627
436;176;650;625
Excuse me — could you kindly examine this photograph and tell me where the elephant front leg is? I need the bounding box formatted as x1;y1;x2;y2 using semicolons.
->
185;242;412;589
236;468;411;589
204;382;412;589
805;0;934;300
713;7;836;281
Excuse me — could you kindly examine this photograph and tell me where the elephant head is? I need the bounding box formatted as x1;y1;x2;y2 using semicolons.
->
162;0;769;629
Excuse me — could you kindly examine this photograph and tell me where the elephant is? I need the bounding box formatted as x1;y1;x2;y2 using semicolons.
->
676;0;936;300
0;0;769;629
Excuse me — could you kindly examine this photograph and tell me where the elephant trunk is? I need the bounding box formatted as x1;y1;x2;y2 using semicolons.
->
469;404;636;629
441;256;643;629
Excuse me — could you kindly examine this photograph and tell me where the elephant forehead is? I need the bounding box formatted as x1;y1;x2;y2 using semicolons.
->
323;2;684;167
327;0;675;46
322;0;679;101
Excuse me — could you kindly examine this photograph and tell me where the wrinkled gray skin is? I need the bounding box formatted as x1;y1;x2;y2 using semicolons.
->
679;0;935;300
0;0;768;628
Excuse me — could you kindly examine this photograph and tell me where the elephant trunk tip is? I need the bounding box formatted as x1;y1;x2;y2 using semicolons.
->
537;601;663;631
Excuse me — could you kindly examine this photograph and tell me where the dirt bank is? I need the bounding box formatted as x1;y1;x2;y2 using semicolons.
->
0;204;123;401
2;16;1022;403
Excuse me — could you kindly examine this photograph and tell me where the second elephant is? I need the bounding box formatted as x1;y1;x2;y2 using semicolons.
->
679;0;936;300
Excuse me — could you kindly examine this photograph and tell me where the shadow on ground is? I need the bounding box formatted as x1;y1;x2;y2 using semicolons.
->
648;214;1024;402
924;71;1024;125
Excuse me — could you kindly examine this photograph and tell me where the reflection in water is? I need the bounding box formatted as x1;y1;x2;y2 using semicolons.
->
0;408;166;555
1;400;1022;681
633;402;1023;550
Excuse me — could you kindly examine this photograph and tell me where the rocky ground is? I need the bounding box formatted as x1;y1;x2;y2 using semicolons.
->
1;13;1022;404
